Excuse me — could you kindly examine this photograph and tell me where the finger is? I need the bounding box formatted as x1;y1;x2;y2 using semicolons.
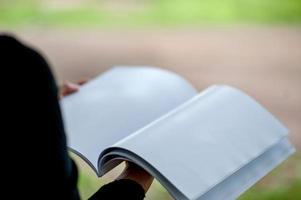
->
61;82;80;96
77;78;89;85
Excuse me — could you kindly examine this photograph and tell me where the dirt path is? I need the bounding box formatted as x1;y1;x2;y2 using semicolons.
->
14;26;301;149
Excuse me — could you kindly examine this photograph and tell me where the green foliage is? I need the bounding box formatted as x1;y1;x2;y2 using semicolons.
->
239;179;301;200
1;0;301;27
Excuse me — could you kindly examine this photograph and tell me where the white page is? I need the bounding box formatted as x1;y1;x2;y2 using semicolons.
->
112;85;293;200
99;137;294;199
61;66;197;171
197;137;294;200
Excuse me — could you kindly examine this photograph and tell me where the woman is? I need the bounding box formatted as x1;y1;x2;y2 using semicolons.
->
1;34;153;200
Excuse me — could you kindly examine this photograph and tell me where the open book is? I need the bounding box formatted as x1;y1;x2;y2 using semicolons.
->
61;66;295;200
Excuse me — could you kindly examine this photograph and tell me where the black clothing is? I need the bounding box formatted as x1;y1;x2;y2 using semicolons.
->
1;35;145;200
89;179;145;200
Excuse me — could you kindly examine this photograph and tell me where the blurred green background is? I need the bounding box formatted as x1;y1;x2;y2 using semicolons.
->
1;0;301;27
1;0;300;199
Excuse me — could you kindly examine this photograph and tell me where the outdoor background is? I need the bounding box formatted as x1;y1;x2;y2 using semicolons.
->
1;0;300;199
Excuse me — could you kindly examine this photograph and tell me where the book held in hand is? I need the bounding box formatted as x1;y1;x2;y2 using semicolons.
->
61;66;295;200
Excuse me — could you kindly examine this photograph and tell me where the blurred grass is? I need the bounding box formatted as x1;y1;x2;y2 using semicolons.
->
73;152;301;199
1;0;301;28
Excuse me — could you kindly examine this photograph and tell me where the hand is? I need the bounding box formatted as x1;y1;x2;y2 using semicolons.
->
60;79;88;98
117;161;154;193
60;81;154;192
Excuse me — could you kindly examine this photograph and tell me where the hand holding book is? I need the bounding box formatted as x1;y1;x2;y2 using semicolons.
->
61;67;295;200
60;80;154;194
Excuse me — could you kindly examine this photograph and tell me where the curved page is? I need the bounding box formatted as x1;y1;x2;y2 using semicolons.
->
112;85;293;200
61;66;197;172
